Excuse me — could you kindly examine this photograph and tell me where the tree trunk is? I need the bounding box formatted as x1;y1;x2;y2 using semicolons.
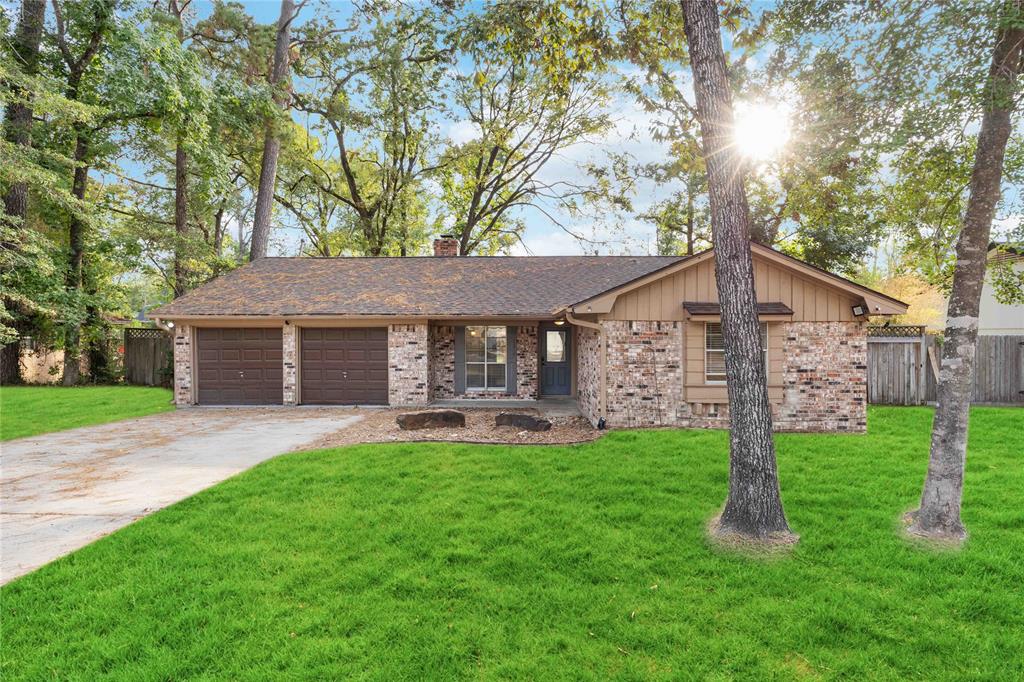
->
2;0;46;225
685;186;695;255
62;136;90;386
0;341;21;385
173;139;189;296
250;0;296;260
909;0;1024;541
213;204;225;257
682;0;793;541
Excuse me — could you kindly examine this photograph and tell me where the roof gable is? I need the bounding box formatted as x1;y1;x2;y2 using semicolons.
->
570;243;908;316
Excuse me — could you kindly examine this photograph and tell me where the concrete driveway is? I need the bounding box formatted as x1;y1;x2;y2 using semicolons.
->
1;408;361;584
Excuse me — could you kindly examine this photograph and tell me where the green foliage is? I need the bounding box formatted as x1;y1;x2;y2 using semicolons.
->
290;5;450;255
769;0;1024;280
612;1;884;272
987;246;1024;304
437;6;614;254
2;407;1022;678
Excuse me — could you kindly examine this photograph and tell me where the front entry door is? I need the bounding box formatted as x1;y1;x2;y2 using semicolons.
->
540;323;571;395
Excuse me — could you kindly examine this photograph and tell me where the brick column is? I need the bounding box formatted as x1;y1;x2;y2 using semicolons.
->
173;323;194;406
388;324;429;406
283;323;298;405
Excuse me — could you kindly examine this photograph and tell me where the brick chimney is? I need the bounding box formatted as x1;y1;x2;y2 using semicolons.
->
433;234;460;257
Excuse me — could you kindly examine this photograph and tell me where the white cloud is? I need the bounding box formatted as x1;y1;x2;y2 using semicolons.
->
446;119;478;145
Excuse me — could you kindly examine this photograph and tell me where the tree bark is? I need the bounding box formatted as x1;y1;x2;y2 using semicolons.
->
173;139;189;296
682;0;793;540
170;3;190;296
250;0;296;260
910;0;1024;541
685;185;695;255
62;135;90;386
0;341;21;385
2;0;46;225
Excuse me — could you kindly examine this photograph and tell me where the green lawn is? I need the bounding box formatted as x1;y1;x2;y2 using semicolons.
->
2;407;1022;679
0;385;174;440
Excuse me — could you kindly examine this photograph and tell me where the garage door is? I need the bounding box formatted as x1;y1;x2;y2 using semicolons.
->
196;328;283;405
301;328;388;404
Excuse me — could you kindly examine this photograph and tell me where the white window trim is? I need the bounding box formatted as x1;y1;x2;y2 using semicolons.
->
466;326;508;391
704;322;768;384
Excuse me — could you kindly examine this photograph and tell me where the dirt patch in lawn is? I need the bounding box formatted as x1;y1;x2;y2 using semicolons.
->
309;407;601;448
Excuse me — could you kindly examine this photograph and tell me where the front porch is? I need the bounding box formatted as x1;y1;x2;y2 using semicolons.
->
425;322;577;404
430;395;581;418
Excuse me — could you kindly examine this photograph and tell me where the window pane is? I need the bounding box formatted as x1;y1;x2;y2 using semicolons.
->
545;331;565;362
486;362;506;389
486;334;507;363
466;327;485;361
706;349;726;382
760;323;768;352
705;322;724;350
467;363;485;388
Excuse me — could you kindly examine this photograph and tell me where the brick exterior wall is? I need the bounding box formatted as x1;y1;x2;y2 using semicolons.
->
429;325;456;400
388;323;429;406
514;325;538;399
604;321;685;427
427;324;538;400
592;319;868;433
282;324;297;405
173;324;194;406
778;321;867;432
576;326;601;425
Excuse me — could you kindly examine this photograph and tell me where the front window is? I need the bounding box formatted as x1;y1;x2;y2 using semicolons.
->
705;322;767;383
466;326;506;390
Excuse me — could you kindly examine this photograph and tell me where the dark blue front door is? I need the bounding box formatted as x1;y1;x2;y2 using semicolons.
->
540;323;571;395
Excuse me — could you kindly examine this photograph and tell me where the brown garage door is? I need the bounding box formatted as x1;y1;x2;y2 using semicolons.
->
196;328;283;405
301;328;388;405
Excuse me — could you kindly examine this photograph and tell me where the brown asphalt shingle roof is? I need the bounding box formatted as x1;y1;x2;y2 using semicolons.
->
150;255;686;319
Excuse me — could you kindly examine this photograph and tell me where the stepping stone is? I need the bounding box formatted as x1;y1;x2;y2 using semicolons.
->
396;410;466;430
495;412;552;432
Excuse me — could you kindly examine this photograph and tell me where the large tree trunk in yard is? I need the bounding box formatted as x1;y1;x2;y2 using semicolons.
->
682;0;793;542
2;0;46;225
909;0;1024;542
62;136;90;386
173;140;188;297
250;0;296;261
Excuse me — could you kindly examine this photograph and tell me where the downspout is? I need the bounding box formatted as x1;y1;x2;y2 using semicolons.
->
564;308;607;428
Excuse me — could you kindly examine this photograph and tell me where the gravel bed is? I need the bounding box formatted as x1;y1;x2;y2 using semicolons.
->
308;407;601;448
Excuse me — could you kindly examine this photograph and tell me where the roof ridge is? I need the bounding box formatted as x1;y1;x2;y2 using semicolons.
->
256;255;685;260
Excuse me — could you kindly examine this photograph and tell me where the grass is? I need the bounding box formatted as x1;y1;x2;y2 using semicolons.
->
2;407;1022;680
0;385;174;440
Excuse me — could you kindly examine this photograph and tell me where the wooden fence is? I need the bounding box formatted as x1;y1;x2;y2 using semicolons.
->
867;328;1024;405
123;327;172;387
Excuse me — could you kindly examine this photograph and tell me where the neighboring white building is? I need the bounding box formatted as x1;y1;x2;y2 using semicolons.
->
979;245;1024;335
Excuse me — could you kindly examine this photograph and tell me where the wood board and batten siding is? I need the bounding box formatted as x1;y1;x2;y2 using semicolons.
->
605;255;860;405
605;257;861;322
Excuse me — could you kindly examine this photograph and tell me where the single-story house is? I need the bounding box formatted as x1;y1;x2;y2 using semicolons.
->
149;237;908;432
